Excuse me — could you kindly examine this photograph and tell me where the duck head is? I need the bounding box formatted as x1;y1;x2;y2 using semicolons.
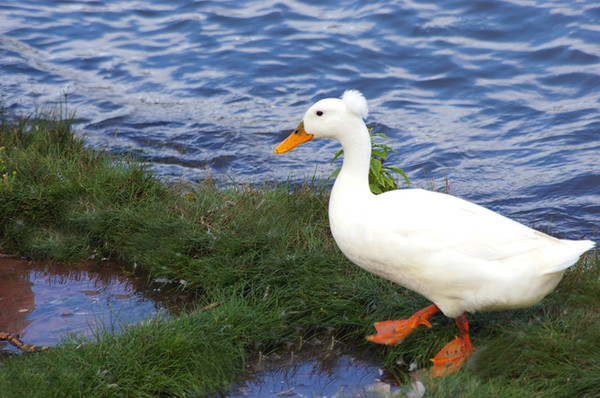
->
274;90;369;154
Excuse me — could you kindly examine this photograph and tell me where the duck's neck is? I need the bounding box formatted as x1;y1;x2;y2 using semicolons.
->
331;124;373;200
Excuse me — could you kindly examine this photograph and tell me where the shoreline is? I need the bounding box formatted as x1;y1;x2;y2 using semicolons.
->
0;108;597;397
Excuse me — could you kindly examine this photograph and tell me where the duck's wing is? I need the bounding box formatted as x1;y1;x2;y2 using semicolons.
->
377;189;591;272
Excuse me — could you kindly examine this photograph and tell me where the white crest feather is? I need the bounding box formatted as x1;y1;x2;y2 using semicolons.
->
342;90;369;119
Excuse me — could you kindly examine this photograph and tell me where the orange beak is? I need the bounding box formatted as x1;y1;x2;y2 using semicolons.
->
273;121;314;154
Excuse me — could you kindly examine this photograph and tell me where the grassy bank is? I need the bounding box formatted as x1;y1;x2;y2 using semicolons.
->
0;108;598;397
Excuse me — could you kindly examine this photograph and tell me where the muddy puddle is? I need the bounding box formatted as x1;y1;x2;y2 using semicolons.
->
230;343;423;398
0;254;421;396
0;254;186;355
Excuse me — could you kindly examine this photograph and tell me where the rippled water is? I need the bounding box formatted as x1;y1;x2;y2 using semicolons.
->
1;1;598;238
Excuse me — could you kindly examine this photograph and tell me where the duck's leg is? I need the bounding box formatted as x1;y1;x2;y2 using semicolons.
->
366;304;440;345
430;313;475;377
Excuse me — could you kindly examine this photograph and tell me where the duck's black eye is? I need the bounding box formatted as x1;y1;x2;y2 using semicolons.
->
316;110;323;116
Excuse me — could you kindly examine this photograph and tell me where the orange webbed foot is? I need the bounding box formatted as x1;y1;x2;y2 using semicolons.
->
366;304;440;345
430;314;475;377
430;335;475;377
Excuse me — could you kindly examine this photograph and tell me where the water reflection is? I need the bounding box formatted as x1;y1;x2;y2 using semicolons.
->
0;255;184;355
0;258;34;352
230;342;420;398
0;254;421;395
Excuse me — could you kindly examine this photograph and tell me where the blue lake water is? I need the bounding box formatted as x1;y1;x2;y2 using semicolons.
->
1;0;599;240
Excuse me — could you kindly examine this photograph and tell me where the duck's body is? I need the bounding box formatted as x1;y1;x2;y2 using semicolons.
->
274;90;595;376
331;185;591;318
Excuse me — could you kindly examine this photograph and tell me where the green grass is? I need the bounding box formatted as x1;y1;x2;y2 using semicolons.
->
0;107;598;397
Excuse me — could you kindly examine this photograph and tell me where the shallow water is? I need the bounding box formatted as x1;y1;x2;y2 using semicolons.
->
231;351;399;398
1;0;599;239
0;256;181;355
0;255;404;396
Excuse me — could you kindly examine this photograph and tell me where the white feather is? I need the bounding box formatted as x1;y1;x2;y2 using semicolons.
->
342;90;369;120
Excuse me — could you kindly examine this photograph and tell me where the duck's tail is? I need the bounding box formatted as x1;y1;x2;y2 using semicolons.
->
541;239;595;275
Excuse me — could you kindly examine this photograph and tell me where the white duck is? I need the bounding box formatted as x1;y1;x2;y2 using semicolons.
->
274;90;595;376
